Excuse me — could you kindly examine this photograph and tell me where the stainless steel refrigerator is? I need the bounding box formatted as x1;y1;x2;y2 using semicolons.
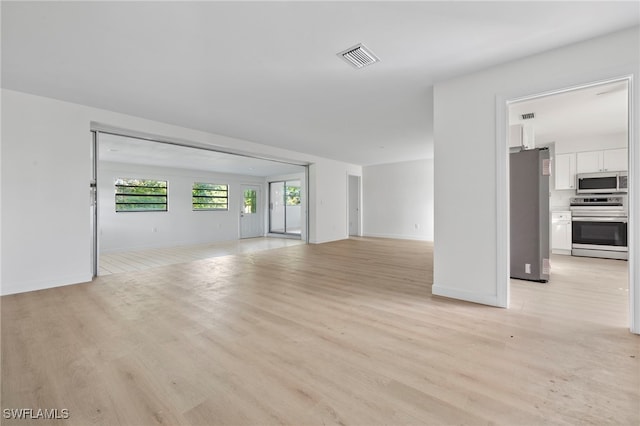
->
510;147;550;282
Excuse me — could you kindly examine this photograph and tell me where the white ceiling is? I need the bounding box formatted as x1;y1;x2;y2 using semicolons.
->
98;133;305;177
2;1;639;166
509;80;629;143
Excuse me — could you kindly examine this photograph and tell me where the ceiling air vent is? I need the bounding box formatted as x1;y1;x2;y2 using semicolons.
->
521;112;535;120
338;43;380;69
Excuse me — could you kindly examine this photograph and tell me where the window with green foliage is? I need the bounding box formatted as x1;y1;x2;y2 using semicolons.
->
115;178;167;212
193;183;228;211
286;185;301;206
243;189;257;214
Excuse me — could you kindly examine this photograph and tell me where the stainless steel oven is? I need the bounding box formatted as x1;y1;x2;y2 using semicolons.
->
570;196;628;260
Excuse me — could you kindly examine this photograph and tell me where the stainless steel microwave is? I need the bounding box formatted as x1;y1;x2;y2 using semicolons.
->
576;171;628;194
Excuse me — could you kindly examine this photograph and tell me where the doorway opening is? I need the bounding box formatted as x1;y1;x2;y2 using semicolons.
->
503;77;633;330
89;128;308;278
348;174;361;236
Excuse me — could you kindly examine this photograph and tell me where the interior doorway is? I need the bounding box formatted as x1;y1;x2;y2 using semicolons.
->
240;185;263;239
348;175;361;236
503;78;633;330
89;128;309;277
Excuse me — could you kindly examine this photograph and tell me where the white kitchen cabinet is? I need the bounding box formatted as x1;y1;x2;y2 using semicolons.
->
551;211;572;255
576;151;601;173
555;153;576;190
509;124;535;150
603;148;628;171
576;148;628;173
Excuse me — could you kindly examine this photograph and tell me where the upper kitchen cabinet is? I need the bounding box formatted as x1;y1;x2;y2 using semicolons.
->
603;148;628;171
555;153;576;190
509;124;535;150
576;148;628;173
576;150;601;173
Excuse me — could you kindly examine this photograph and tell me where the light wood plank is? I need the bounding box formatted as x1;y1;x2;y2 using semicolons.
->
98;237;303;276
2;238;638;425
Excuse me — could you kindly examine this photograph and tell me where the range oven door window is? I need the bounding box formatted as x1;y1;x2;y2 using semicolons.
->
572;219;627;247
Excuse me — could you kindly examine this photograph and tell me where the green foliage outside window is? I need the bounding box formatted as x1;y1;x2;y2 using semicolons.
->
286;185;301;206
193;183;228;211
244;189;257;214
115;178;167;212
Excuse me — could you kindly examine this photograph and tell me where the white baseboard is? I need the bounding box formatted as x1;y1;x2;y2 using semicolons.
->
362;232;433;242
309;237;346;244
432;284;502;308
1;274;93;296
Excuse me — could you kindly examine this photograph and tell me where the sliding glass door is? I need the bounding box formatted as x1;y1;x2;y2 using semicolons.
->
269;180;301;235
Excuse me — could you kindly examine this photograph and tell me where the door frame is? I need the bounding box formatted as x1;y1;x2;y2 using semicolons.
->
90;131;98;278
268;179;303;237
347;174;362;236
496;75;637;333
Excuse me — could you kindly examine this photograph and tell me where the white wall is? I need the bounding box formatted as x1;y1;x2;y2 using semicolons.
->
2;91;92;295
553;131;627;154
99;161;264;253
433;27;640;333
1;90;361;295
362;159;434;241
309;160;362;243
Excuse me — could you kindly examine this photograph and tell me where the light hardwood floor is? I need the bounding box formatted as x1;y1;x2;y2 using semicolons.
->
99;237;304;275
2;238;638;425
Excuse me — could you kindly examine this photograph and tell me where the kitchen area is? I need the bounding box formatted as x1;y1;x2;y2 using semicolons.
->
509;79;629;283
555;155;627;260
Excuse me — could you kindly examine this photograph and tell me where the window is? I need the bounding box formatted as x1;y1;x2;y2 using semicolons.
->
244;188;257;214
286;184;301;206
193;183;228;211
115;178;167;212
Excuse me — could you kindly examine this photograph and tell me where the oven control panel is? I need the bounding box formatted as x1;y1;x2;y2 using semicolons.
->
570;196;624;206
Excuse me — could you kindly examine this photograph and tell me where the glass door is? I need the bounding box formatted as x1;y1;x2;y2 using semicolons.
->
269;180;301;235
269;182;285;233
